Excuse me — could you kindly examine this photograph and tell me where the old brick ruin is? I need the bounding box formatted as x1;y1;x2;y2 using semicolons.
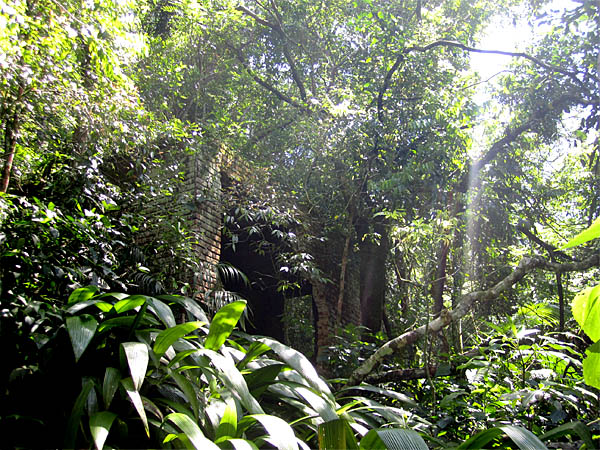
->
138;144;362;364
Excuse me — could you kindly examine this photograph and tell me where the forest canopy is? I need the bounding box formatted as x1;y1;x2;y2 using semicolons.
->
1;0;599;448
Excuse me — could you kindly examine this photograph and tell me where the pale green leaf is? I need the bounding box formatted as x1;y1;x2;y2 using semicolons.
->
216;396;237;439
68;285;99;304
583;340;600;389
204;300;247;351
114;296;146;314
66;315;98;362
121;342;148;391
563;216;600;249
572;284;600;341
90;411;117;450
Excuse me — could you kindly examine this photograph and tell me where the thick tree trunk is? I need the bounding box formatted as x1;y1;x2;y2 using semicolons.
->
357;218;389;334
431;240;450;316
1;110;20;193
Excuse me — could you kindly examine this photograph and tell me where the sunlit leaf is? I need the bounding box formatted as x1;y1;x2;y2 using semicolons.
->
204;300;247;351
68;285;99;304
165;412;220;450
121;342;148;391
257;337;333;399
583;340;600;389
114;296;147;314
562;216;600;249
359;428;428;450
572;284;600;341
147;296;176;328
215;396;237;440
248;414;299;450
66;315;98;362
90;411;117;450
153;321;205;358
457;425;548;450
540;421;594;449
318;418;359;450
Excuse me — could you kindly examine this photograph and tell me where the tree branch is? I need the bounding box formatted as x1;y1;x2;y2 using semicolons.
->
347;253;600;386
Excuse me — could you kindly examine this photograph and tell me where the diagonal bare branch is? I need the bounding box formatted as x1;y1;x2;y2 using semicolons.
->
347;253;600;386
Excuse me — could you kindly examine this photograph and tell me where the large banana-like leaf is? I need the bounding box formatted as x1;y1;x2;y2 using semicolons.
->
318;418;359;450
457;425;548;450
257;337;333;400
159;295;208;322
165;412;220;450
197;348;264;414
359;428;428;450
147;296;177;327
121;342;148;391
244;414;299;450
89;411;117;450
66;314;98;362
204;300;247;351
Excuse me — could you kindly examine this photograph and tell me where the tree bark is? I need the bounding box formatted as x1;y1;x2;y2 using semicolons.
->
357;218;389;334
1;103;21;193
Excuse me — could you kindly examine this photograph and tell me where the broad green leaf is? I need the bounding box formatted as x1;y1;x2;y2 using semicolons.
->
114;296;147;314
66;315;98;362
244;363;285;398
64;379;94;448
66;298;109;314
225;439;260;450
68;285;99;304
165;413;220;450
572;284;600;341
359;428;428;450
90;411;117;450
121;378;149;437
540;421;594;449
458;425;548;450
170;371;200;421
102;367;121;409
147;296;176;328
249;414;299;450
583;340;600;389
204;300;247;351
160;295;208;322
121;342;148;391
153;321;205;358
563;216;600;249
197;348;264;414
237;341;272;370
215;396;237;440
293;385;338;422
257;337;333;399
319;418;359;450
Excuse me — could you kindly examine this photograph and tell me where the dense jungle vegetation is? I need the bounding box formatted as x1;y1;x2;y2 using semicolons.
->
1;0;600;448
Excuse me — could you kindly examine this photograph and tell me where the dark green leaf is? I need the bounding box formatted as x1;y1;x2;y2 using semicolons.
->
66;315;98;362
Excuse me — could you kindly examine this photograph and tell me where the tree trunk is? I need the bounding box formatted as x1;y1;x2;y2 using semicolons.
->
357;218;389;335
431;240;450;316
1;107;21;193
